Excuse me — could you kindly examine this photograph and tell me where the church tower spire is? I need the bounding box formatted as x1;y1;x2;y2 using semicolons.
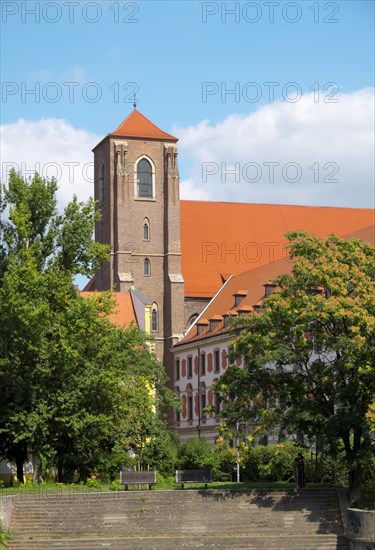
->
92;109;184;387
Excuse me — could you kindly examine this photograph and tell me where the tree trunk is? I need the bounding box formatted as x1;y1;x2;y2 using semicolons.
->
32;454;43;484
349;467;362;506
347;430;363;505
57;464;63;483
14;448;25;484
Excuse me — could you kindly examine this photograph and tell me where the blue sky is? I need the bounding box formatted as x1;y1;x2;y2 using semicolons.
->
2;1;374;131
1;1;374;214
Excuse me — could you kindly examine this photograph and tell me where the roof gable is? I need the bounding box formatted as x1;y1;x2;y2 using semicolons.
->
80;291;136;327
109;109;178;141
177;257;292;345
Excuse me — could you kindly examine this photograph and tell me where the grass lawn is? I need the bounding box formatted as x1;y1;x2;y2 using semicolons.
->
0;479;348;495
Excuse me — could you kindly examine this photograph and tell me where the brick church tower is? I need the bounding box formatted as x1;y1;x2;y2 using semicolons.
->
92;108;185;385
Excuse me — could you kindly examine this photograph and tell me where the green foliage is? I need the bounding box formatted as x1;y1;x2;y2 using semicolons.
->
156;473;176;488
241;443;304;482
177;439;220;477
110;480;122;491
143;430;179;477
0;171;175;484
213;436;237;480
85;474;101;488
217;232;375;497
0;520;11;548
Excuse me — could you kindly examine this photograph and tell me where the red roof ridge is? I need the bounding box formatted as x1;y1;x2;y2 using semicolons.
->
180;199;374;211
110;109;178;141
342;224;375;240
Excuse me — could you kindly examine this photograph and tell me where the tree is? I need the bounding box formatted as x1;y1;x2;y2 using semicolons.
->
0;171;174;482
0;170;108;482
216;232;375;502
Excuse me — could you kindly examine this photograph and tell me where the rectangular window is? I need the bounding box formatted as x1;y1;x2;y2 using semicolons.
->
175;359;180;380
214;349;220;373
176;409;180;423
187;356;193;378
215;394;220;416
188;395;193;421
200;353;206;376
201;393;206;418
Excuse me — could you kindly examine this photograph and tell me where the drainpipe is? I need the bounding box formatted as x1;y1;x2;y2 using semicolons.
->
197;345;201;438
236;421;240;482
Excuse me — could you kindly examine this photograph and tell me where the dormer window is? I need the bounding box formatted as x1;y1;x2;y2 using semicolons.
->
264;281;277;297
223;310;238;328
237;305;252;318
234;290;248;307
209;316;222;332
196;319;209;335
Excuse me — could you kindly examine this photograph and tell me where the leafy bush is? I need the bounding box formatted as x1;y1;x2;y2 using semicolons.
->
85;474;101;488
143;430;179;477
177;439;220;478
241;443;306;482
0;520;11;548
109;480;122;491
214;437;237;481
155;473;175;488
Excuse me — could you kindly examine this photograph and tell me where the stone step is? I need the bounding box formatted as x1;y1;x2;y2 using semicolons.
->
6;534;350;549
8;489;346;547
6;489;339;501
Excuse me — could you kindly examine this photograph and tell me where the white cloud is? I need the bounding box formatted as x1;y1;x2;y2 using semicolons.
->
175;88;375;208
0;118;101;209
1;88;374;214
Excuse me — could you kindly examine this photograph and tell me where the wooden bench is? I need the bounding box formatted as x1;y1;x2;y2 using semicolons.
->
175;469;213;489
120;470;156;490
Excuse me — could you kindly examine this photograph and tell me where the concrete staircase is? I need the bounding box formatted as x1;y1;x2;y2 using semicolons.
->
7;488;349;549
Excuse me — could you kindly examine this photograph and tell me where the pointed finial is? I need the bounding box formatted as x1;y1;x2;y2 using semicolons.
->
133;94;138;109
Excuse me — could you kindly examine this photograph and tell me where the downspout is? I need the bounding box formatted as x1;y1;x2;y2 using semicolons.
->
197;344;201;438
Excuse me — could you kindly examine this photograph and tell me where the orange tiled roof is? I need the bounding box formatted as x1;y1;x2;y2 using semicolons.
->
80;291;136;327
343;225;375;245
180;201;375;298
110;109;177;141
177;257;293;345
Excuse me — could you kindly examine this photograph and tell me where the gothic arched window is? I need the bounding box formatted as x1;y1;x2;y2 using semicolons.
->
137;158;153;198
151;303;158;332
187;313;199;328
143;258;151;277
143;218;150;241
